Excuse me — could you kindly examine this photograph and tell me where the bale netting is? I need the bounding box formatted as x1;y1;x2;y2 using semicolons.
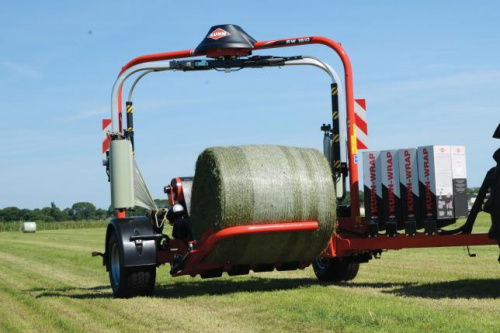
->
190;145;336;265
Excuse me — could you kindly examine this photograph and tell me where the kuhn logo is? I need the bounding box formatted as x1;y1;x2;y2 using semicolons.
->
208;28;231;40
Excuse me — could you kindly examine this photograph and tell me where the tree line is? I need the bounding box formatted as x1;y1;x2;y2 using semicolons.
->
1;188;480;223
0;202;111;222
0;199;169;223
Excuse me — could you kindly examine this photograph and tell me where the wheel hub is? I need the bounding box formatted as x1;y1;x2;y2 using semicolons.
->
110;242;120;286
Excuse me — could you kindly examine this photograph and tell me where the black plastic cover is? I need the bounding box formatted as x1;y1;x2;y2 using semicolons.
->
196;24;256;53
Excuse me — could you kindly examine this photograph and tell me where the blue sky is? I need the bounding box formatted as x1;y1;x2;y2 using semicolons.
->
1;1;499;209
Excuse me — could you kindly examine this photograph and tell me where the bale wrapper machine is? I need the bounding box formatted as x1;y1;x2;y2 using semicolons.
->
95;25;500;298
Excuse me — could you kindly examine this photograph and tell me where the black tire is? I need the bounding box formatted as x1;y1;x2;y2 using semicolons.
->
313;256;359;282
107;231;156;298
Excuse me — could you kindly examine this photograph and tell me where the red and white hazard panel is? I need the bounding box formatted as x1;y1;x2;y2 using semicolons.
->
354;99;368;150
102;119;112;165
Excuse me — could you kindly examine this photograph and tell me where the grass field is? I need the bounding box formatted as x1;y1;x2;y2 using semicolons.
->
0;214;499;332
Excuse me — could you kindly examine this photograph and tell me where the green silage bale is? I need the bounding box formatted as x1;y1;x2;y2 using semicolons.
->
190;145;336;264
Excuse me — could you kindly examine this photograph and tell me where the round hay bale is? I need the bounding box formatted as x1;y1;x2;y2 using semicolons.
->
22;222;36;233
190;145;336;265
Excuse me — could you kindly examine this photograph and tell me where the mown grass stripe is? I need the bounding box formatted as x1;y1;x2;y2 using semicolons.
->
0;237;97;252
0;239;107;280
0;247;197;331
0;224;499;332
0;252;126;332
0;290;33;332
0;250;103;288
0;269;84;332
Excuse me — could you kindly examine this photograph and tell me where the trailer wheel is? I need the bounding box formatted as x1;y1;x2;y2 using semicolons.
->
107;231;156;298
313;256;359;282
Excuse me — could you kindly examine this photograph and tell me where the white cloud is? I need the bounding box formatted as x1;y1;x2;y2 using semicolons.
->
0;128;95;158
56;107;108;123
364;70;500;103
1;61;42;79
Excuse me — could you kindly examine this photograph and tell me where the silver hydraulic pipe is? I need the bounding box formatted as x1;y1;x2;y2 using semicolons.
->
282;57;347;199
127;70;154;101
283;57;335;82
111;61;172;132
109;56;349;201
284;56;347;160
285;56;347;158
112;57;346;134
112;58;348;161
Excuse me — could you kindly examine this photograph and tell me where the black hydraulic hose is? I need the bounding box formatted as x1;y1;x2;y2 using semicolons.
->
331;83;341;179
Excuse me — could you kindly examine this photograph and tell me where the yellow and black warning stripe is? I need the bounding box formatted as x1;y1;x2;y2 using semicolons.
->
126;103;134;114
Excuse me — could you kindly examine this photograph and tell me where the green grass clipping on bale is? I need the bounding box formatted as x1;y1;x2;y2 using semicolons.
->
190;145;336;264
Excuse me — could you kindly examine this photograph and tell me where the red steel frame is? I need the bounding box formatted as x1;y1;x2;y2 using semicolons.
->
117;36;361;219
158;222;319;276
114;35;496;263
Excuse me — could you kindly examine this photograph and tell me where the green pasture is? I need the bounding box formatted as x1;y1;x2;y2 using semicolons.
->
0;214;499;332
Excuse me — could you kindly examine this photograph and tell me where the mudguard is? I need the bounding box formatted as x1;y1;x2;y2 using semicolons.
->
105;216;157;268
